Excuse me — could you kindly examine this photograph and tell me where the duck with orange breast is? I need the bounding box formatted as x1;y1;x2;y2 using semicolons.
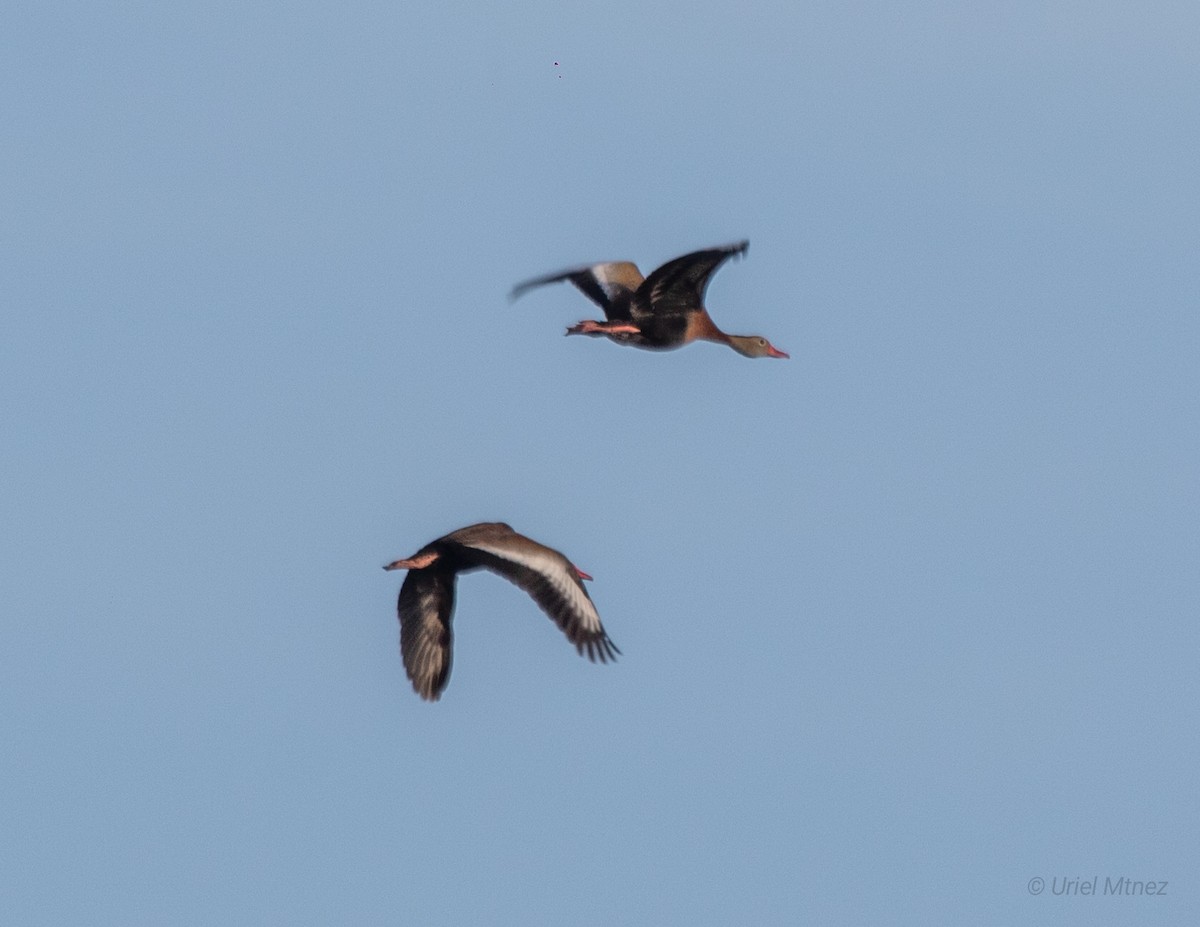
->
510;240;789;359
384;522;619;701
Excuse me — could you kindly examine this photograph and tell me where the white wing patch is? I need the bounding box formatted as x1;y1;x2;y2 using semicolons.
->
589;262;644;302
465;538;603;633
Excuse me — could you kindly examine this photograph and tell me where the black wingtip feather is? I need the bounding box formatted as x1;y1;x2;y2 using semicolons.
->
578;632;620;664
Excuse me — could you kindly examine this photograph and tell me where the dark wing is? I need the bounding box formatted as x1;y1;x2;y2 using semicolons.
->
509;261;644;322
398;568;457;701
636;240;749;319
456;534;620;663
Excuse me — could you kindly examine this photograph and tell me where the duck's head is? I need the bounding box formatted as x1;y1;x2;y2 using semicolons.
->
727;335;789;359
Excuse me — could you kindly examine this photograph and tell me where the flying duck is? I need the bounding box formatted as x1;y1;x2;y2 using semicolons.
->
383;522;620;701
510;240;789;358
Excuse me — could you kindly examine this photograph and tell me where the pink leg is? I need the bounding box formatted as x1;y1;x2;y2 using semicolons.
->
383;551;440;571
565;319;641;337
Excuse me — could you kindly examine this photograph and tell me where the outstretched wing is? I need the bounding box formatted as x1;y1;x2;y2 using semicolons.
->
455;531;620;663
509;261;644;321
398;568;456;701
638;240;749;318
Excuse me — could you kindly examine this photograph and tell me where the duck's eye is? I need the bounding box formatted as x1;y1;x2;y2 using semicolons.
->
758;338;766;346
